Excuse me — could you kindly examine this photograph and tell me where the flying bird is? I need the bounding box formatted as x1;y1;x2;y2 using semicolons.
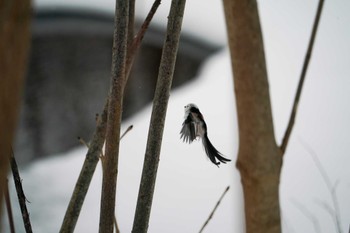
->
180;103;231;166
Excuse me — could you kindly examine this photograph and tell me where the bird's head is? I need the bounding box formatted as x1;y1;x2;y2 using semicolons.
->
184;103;199;114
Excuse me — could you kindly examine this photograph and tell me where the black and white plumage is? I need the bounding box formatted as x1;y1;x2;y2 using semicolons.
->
180;103;231;166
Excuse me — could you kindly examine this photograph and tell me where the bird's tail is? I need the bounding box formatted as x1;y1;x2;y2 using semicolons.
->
202;134;231;166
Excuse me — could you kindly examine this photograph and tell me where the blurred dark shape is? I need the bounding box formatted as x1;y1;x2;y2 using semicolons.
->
14;9;221;164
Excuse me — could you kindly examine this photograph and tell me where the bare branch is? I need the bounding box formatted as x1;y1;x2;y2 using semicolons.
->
300;139;343;233
280;0;325;154
60;0;159;230
9;149;33;233
120;125;134;140
4;179;16;233
99;0;129;231
128;0;135;49
126;0;161;79
199;186;230;233
131;0;187;232
291;198;322;233
59;101;108;233
315;199;340;233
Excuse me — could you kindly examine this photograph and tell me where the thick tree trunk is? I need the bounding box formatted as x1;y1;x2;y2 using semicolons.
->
0;0;31;216
223;1;282;233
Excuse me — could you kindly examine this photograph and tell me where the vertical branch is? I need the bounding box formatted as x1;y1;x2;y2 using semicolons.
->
132;0;187;232
10;150;33;233
280;0;325;154
128;0;135;48
98;0;129;232
60;1;160;232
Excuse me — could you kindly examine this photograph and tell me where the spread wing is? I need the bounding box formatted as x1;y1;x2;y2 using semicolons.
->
180;113;197;143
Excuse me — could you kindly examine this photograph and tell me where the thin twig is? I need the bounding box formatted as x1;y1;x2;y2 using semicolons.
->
280;0;325;154
120;125;134;140
79;124;133;158
126;0;161;79
314;199;341;233
9;149;33;233
282;214;296;233
291;198;322;233
4;179;16;233
199;186;230;233
77;137;90;148
300;139;343;233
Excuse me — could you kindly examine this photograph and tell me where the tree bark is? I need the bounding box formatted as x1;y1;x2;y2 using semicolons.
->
99;0;129;232
132;0;186;232
60;101;108;233
223;1;282;233
0;0;31;216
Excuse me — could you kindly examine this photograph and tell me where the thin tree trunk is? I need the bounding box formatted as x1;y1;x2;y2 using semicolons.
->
60;1;160;232
132;0;187;232
223;1;282;233
0;0;31;217
59;101;108;233
99;0;129;232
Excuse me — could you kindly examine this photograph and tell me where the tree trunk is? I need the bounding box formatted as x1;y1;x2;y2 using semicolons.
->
223;1;282;233
0;0;31;216
132;0;187;232
99;0;129;232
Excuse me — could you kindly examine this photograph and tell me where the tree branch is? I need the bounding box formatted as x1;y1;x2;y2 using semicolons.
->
98;0;129;232
59;101;108;233
60;1;160;231
10;150;33;233
199;186;230;233
131;0;187;232
300;139;343;233
280;0;325;154
126;0;161;79
128;0;135;49
291;199;322;233
4;179;15;233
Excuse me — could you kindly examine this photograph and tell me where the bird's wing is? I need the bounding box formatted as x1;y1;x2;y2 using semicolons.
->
180;114;197;143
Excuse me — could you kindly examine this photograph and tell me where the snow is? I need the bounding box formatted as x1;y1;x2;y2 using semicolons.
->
3;51;241;233
3;0;350;233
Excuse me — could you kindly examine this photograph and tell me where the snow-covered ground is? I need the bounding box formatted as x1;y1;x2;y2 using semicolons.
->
3;1;350;233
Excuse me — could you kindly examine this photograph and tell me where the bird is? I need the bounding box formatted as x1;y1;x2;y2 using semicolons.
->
180;103;231;166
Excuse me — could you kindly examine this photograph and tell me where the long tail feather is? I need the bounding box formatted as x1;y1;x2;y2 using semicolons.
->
202;134;231;166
